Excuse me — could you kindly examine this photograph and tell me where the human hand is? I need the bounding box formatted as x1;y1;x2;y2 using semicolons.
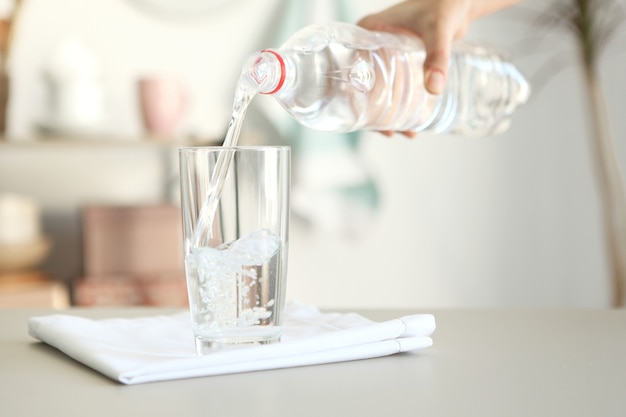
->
358;0;473;96
358;0;520;95
358;0;519;138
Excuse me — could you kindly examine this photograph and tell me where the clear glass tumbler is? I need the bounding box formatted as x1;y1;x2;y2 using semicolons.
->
179;146;290;354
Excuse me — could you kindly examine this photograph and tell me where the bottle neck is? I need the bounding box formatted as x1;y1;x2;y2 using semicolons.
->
244;49;286;95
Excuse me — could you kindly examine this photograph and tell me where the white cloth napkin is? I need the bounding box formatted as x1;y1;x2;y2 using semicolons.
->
28;302;435;385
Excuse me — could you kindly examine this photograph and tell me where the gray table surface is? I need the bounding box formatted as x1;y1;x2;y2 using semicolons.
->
1;307;625;417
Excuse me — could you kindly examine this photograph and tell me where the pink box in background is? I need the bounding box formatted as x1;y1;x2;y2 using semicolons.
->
74;274;188;307
74;205;187;306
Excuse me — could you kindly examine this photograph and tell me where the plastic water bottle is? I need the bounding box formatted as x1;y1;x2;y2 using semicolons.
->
241;21;530;136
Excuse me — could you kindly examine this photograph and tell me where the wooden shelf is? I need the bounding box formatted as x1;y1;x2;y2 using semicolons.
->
0;137;222;149
0;271;70;309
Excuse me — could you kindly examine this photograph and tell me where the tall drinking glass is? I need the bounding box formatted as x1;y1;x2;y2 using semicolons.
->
179;146;290;354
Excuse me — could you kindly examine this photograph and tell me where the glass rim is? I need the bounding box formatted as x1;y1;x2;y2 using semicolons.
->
178;145;291;152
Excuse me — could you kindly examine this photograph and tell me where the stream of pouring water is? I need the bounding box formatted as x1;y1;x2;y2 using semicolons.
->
191;77;259;248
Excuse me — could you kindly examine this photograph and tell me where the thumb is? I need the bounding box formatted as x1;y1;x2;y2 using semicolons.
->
421;8;471;95
421;29;454;95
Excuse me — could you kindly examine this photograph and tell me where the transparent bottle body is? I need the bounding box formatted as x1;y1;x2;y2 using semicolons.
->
247;22;529;136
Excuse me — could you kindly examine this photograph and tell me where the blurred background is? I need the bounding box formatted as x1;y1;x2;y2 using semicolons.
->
0;0;624;309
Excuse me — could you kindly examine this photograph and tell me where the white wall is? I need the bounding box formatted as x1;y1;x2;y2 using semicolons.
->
2;0;625;308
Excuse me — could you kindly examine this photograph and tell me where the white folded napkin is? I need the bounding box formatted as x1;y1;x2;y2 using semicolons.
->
28;302;435;385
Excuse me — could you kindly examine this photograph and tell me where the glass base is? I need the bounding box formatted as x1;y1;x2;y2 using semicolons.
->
195;334;281;355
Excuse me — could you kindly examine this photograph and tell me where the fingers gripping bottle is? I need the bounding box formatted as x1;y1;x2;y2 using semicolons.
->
241;21;530;136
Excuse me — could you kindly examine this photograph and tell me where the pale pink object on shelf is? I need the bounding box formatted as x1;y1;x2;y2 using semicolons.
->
138;76;187;138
